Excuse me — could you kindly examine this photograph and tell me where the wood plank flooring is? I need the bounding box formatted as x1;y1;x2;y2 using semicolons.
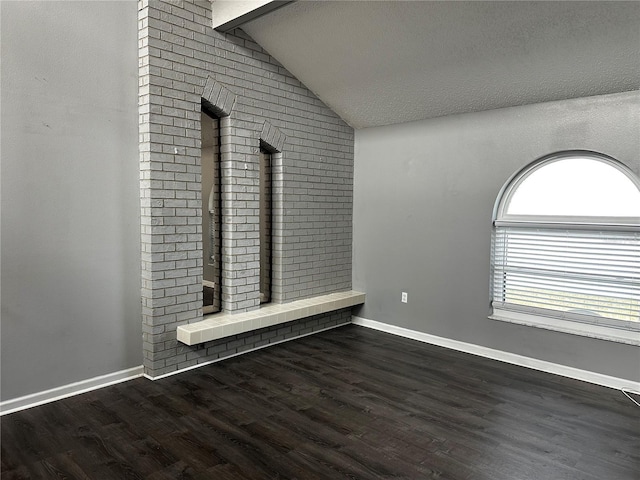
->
2;324;639;479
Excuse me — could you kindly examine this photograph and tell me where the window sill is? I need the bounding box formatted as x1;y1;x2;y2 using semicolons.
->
489;309;640;346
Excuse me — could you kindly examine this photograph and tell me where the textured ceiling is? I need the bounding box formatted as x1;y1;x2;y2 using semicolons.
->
242;1;640;129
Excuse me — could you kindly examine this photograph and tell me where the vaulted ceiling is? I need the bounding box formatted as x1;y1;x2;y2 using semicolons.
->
235;1;640;129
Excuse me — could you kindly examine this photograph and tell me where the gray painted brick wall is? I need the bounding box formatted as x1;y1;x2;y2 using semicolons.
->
139;0;354;377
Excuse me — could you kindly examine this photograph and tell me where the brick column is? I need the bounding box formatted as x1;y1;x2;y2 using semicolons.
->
221;117;261;312
138;0;204;376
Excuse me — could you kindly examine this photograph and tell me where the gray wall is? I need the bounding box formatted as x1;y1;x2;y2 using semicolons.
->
353;91;640;382
1;2;141;400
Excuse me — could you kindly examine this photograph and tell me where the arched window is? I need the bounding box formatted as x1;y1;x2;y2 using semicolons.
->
491;151;640;344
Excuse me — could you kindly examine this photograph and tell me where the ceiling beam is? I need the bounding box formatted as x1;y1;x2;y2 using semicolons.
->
212;1;295;32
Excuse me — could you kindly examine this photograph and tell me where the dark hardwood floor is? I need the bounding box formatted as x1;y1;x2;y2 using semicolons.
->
2;324;639;479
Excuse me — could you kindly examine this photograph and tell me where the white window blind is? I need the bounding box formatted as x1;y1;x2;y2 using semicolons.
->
492;224;640;330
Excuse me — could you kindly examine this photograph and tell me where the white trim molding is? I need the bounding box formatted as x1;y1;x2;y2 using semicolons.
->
0;366;144;416
351;316;640;392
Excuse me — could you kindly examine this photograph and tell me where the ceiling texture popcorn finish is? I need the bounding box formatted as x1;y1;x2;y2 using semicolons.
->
243;1;640;128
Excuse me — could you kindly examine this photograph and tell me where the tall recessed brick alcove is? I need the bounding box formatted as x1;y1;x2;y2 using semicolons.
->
138;0;354;378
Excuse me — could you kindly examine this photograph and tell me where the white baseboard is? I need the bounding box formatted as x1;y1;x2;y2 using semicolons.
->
5;318;636;415
0;366;144;416
351;316;640;392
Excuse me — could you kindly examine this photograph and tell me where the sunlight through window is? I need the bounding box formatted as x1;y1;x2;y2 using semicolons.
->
506;157;640;217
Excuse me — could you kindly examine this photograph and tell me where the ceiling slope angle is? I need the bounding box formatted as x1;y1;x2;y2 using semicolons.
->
242;1;640;129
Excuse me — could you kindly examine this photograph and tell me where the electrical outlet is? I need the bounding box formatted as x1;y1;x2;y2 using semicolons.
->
401;292;408;303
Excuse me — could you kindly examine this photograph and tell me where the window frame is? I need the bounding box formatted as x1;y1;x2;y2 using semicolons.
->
490;150;640;345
